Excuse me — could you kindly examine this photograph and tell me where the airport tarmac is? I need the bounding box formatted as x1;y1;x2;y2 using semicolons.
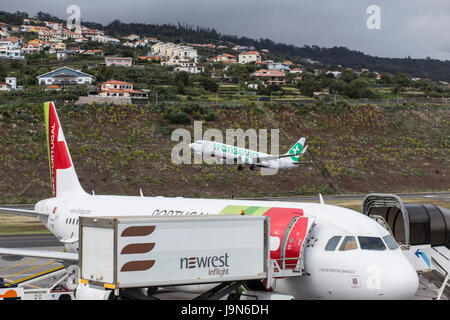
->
0;246;65;290
0;236;448;300
0;193;449;299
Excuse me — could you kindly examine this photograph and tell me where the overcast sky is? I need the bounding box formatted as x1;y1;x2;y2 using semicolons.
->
4;0;450;60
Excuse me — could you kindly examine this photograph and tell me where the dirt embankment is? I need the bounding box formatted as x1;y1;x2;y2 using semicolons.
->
0;103;448;204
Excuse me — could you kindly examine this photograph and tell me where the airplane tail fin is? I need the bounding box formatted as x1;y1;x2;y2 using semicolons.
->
44;101;87;197
285;137;308;162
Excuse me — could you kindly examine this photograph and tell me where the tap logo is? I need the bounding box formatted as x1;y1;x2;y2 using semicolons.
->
180;253;230;277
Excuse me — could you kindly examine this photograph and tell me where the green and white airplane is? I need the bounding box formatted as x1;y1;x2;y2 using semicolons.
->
189;138;309;171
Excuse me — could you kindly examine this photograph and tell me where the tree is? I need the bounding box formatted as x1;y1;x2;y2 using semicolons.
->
379;73;393;85
199;76;219;92
174;71;190;87
392;72;411;86
341;69;357;83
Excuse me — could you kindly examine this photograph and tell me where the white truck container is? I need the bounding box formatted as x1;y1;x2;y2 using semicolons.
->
79;215;270;290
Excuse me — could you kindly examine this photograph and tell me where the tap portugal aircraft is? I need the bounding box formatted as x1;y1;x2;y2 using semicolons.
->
0;102;419;299
189;138;310;171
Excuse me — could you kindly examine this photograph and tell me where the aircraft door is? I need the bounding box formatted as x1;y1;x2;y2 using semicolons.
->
47;201;67;237
281;216;315;270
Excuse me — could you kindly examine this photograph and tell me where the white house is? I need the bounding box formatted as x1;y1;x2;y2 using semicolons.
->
0;81;11;91
211;53;237;63
74;37;88;43
325;71;342;77
37;67;95;86
124;34;140;41
97;80;148;99
151;42;198;60
238;51;261;64
22;43;42;54
105;57;133;67
0;46;23;60
174;61;205;74
5;77;17;90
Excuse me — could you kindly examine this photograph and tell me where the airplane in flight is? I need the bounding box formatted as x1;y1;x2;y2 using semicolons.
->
0;102;419;299
188;138;309;171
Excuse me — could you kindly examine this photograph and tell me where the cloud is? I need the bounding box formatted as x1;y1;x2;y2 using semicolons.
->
3;0;450;60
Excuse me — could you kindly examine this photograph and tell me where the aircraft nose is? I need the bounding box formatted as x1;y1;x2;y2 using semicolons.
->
380;254;419;299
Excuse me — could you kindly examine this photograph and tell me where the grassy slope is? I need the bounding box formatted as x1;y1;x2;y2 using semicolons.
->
0;102;448;205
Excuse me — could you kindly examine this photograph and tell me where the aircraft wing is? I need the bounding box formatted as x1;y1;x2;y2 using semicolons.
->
254;153;302;162
0;207;47;218
292;161;314;165
0;247;78;263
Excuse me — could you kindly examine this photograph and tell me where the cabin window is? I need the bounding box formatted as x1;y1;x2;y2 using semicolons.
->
382;235;398;250
358;236;386;250
339;236;358;251
325;236;342;251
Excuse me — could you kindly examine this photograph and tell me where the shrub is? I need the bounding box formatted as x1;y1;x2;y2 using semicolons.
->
164;110;191;125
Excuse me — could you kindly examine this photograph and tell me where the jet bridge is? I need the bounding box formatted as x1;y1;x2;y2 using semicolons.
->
362;194;450;299
362;193;450;248
77;214;314;300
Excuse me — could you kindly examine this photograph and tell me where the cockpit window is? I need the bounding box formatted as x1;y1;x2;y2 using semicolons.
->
382;235;399;250
358;236;386;250
339;236;358;251
325;236;342;251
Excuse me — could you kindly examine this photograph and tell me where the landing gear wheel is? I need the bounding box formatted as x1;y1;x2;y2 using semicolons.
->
250;165;256;171
238;165;244;171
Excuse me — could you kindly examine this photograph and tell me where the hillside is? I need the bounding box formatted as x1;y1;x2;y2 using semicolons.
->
101;20;450;81
1;10;450;82
0;102;448;204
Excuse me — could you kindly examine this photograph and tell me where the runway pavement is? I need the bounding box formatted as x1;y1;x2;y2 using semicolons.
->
0;234;61;248
239;191;450;202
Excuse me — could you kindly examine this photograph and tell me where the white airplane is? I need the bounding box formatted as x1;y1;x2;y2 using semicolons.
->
188;138;309;171
0;102;419;299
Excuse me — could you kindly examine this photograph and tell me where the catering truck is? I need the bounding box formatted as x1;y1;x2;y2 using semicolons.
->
76;214;302;299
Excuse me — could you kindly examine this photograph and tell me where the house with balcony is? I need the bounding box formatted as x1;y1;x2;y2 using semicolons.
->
151;42;198;60
173;61;205;74
96;80;147;99
54;42;66;50
211;53;237;63
250;69;286;85
22;43;42;54
37;67;95;86
0;46;23;60
105;56;133;67
0;81;12;92
238;51;261;64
